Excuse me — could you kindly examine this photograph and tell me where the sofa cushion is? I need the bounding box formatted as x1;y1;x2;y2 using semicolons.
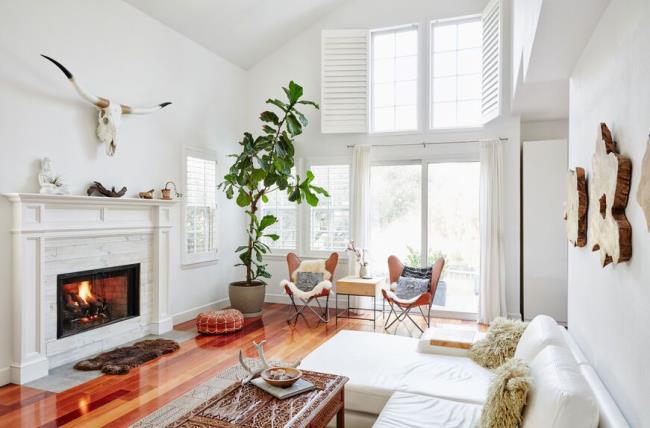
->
373;392;482;428
522;345;599;428
299;330;493;415
515;315;567;362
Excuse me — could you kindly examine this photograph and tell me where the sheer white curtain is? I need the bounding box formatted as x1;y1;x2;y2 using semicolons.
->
348;144;372;276
478;139;507;323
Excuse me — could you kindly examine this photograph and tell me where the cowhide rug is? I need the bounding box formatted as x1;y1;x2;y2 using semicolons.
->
74;338;180;375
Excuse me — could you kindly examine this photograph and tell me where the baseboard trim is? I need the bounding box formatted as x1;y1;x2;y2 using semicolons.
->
0;365;10;386
172;298;230;325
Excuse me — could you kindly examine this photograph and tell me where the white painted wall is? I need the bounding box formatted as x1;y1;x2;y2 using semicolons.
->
569;0;650;425
0;0;246;384
521;119;568;141
245;0;523;319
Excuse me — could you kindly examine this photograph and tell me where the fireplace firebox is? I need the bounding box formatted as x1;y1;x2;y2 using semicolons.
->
57;264;140;339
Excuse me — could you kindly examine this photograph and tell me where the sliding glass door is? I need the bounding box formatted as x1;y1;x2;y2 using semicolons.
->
428;162;480;315
369;163;422;275
368;159;480;318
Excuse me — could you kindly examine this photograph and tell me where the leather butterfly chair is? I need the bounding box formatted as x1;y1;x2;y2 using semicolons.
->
285;252;339;324
382;255;445;333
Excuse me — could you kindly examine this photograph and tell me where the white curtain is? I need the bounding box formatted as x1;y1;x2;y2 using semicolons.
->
348;144;372;276
348;145;372;311
478;139;507;324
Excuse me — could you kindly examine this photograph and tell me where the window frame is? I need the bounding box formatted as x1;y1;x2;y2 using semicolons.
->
181;146;219;266
429;14;484;131
303;158;352;258
369;23;421;135
258;166;300;256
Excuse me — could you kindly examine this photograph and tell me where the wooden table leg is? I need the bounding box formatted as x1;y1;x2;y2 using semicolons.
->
337;390;345;428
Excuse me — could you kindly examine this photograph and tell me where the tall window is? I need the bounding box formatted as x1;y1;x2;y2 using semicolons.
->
431;18;483;128
371;25;418;133
183;148;218;264
260;190;297;250
310;165;350;251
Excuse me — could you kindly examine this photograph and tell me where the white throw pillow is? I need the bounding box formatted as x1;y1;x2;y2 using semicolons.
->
515;315;567;362
522;345;599;428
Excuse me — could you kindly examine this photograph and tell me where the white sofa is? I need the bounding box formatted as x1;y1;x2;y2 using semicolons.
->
299;315;629;428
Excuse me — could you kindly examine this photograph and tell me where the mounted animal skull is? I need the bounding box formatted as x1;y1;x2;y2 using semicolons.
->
41;55;171;156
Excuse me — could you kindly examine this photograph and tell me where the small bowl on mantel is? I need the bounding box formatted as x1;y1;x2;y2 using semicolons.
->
261;367;302;388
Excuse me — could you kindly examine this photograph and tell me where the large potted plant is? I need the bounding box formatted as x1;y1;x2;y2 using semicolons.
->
219;81;326;317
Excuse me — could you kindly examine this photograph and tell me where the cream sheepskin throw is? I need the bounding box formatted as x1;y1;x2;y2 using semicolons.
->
281;259;332;300
470;318;528;370
477;358;532;428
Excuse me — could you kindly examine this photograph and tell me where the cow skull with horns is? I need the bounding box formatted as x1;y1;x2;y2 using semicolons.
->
41;55;171;156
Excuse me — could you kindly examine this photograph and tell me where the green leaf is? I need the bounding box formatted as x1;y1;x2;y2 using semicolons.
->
261;194;269;203
266;98;288;111
250;168;266;183
310;185;329;197
262;124;276;134
287;81;304;104
235;245;249;252
259;215;277;230
236;190;251;207
265;234;280;241
288;188;300;202
286;114;302;136
294;109;308;127
260;111;279;124
304;190;319;207
297;100;320;109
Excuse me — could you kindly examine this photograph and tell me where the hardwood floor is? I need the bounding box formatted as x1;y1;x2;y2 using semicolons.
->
0;303;482;427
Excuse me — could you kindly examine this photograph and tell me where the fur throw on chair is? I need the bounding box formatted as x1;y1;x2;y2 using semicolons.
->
281;259;332;299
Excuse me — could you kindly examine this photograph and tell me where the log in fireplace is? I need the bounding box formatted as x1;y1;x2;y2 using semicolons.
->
57;264;140;339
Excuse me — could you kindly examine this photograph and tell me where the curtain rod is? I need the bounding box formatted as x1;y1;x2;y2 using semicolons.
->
346;137;508;149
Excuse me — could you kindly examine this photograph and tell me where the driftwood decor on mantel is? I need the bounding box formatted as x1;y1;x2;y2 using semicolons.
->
87;181;127;198
637;137;650;231
565;167;588;247
588;123;632;267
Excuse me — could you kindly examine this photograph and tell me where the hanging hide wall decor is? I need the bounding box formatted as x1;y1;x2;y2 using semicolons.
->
588;123;632;266
565;167;588;247
637;136;650;231
41;55;171;157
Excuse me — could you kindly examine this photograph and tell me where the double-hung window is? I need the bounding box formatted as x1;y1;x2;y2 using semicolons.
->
431;17;483;128
183;148;218;265
259;186;297;251
309;164;350;252
371;25;419;133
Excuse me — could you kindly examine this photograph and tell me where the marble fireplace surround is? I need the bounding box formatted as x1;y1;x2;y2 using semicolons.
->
4;193;177;384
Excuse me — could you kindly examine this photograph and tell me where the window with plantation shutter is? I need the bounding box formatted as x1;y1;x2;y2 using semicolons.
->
183;148;218;265
321;29;369;134
481;0;501;124
309;164;350;251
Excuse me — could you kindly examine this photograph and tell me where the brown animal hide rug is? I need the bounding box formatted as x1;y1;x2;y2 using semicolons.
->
74;338;180;375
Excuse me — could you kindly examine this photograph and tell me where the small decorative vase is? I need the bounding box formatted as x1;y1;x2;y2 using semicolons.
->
359;263;369;279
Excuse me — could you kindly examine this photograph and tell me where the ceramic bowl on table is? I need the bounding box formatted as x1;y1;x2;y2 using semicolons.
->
261;367;302;388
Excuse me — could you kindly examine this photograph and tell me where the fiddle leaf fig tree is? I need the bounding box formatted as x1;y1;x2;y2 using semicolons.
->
219;81;327;285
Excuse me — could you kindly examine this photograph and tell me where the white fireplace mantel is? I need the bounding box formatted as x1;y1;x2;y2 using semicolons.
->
4;193;178;384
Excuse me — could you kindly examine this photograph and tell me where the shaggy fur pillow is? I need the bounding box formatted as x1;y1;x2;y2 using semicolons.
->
470;318;527;369
477;358;532;428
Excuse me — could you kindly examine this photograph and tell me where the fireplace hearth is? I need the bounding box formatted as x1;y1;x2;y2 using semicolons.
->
57;264;140;339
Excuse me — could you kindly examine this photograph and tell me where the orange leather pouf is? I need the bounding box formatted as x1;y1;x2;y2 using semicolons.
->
196;309;244;334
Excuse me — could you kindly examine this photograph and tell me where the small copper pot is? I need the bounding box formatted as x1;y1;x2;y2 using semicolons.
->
161;181;182;200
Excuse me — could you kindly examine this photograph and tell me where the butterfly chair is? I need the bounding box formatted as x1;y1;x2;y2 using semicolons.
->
382;255;445;333
282;252;339;324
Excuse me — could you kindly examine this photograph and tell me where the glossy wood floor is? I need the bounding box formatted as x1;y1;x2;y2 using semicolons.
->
0;303;482;427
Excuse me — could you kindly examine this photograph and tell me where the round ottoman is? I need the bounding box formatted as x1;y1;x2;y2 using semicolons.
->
196;309;244;334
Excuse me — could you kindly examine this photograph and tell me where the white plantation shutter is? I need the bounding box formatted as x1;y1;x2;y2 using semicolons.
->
321;30;369;134
183;149;218;264
481;0;501;124
310;164;350;251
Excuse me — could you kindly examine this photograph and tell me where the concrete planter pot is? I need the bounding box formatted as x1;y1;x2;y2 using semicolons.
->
228;280;266;317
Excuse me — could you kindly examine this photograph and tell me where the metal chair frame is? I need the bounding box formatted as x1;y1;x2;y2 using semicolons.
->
384;300;431;333
287;292;330;324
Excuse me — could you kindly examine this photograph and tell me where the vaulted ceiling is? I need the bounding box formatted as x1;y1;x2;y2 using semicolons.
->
124;0;346;69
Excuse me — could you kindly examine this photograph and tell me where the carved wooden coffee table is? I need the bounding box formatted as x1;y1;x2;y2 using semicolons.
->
171;370;348;428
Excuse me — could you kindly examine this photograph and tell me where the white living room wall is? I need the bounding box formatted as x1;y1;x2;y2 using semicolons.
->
245;0;523;318
568;0;650;425
0;0;246;385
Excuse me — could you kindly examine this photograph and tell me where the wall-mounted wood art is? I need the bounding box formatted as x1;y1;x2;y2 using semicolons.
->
638;137;650;231
588;123;632;266
565;167;588;247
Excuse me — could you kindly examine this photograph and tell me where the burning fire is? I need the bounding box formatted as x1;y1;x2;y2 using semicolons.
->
78;281;93;303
